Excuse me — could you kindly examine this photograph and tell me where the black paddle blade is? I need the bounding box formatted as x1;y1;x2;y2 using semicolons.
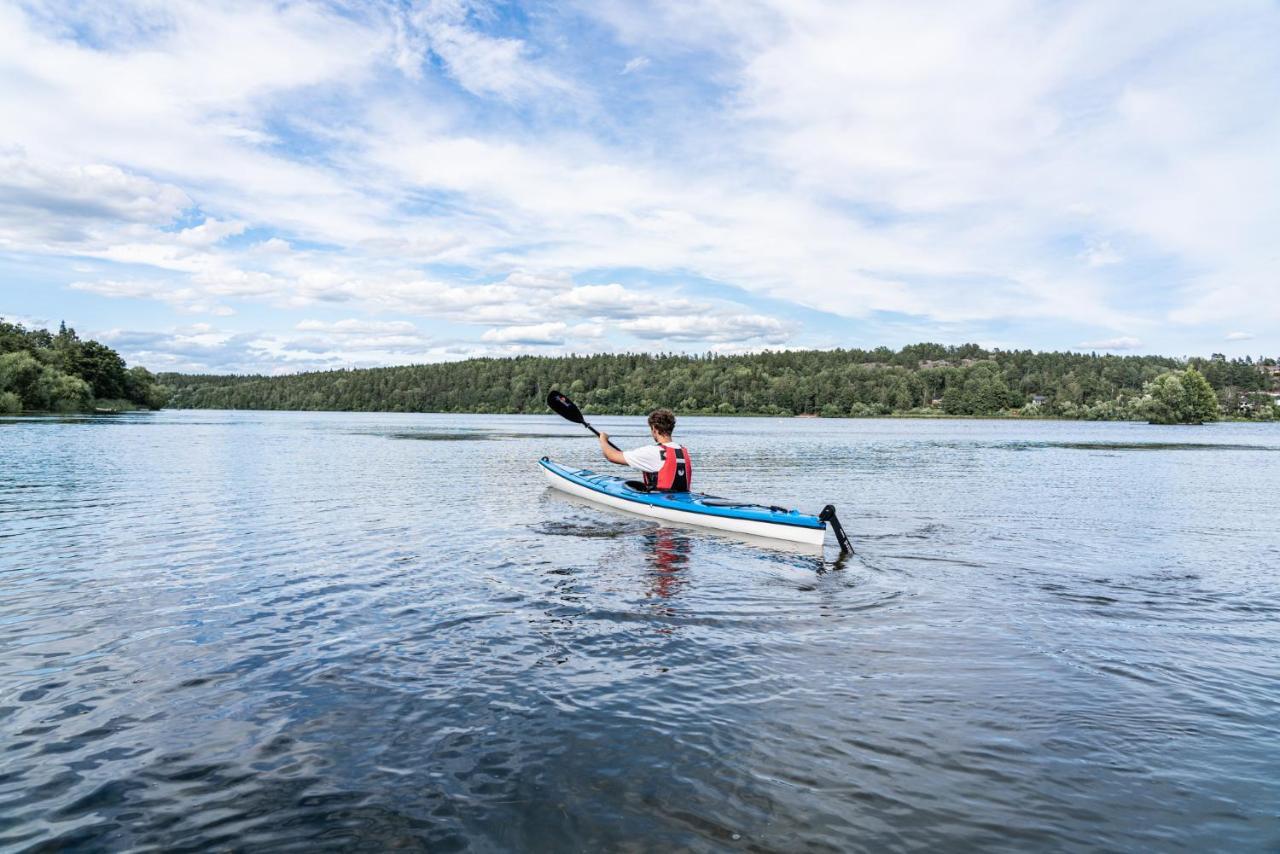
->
819;505;854;554
546;390;584;423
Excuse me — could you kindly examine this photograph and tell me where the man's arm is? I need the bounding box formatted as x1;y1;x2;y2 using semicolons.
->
598;433;628;465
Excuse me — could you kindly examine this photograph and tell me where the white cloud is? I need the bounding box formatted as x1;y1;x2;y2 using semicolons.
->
622;313;789;344
175;218;245;246
1079;336;1142;351
69;279;234;316
551;283;703;319
296;319;420;335
398;1;570;99
499;270;575;290
479;320;605;346
482;322;569;345
0;2;389;244
288;332;433;354
579;0;1280;331
95;325;262;372
1225;331;1254;341
1168;272;1280;326
1081;240;1122;268
0;150;192;251
0;312;56;330
253;237;292;254
5;0;1280;371
0;151;189;224
68;279;162;299
194;267;285;299
94;319;608;373
97;320;445;373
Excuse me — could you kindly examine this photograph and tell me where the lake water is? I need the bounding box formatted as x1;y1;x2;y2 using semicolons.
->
2;410;1278;851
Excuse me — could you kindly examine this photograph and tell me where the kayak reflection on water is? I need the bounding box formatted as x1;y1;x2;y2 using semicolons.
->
644;528;691;601
597;408;692;494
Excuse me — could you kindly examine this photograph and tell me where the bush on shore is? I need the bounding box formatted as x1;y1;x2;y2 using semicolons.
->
1136;367;1220;425
0;319;169;413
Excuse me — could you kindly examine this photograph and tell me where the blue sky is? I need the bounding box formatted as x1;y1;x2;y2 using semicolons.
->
0;0;1277;373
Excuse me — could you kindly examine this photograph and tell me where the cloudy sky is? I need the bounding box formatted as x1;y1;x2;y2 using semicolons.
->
1;0;1277;373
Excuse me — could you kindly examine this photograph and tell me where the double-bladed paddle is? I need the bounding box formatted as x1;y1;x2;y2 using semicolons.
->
547;390;621;451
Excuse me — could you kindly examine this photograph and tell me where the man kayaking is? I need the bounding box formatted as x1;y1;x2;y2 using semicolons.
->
543;389;849;551
597;408;692;492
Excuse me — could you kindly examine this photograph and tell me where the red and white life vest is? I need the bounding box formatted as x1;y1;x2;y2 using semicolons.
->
643;444;692;492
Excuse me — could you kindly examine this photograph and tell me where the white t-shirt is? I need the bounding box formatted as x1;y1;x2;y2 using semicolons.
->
623;442;682;473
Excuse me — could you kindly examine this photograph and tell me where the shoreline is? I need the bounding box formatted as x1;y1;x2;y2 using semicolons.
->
5;408;1270;424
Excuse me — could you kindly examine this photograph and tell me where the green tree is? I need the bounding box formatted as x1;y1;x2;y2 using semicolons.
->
1140;368;1220;424
940;364;1019;415
125;366;170;408
0;351;51;409
155;342;1274;422
1183;367;1221;423
77;340;128;399
0;319;166;411
49;372;93;412
0;351;93;411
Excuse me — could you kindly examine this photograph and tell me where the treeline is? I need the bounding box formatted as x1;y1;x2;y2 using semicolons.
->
162;344;1280;422
0;320;169;413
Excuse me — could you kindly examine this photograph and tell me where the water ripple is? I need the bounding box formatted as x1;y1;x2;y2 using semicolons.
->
1;412;1278;850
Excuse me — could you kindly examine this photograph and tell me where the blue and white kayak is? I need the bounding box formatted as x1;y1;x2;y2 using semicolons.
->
539;457;828;548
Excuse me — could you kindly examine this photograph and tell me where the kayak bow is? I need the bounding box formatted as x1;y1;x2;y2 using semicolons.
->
539;457;834;549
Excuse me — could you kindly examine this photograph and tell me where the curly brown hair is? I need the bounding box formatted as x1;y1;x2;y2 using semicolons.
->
647;408;676;437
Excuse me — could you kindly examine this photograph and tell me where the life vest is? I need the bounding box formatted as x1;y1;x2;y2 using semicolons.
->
643;444;691;492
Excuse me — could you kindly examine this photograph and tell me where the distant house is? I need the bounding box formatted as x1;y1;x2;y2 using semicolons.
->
1029;394;1048;405
929;397;943;407
1240;390;1280;412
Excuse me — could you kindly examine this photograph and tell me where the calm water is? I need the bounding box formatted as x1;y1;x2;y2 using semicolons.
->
2;411;1279;851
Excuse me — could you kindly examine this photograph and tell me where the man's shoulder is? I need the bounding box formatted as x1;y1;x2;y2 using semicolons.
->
623;443;663;471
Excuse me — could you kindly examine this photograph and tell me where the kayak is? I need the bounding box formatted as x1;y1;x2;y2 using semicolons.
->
539;457;828;548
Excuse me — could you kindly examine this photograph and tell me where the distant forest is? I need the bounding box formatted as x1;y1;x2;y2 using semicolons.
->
0;320;169;413
162;344;1280;421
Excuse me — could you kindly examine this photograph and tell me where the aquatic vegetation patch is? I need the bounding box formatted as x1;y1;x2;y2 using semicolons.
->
998;441;1276;452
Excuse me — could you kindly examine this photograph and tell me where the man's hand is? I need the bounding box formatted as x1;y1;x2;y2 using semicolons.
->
598;432;627;465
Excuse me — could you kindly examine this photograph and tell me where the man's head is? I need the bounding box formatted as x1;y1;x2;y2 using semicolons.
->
648;408;676;440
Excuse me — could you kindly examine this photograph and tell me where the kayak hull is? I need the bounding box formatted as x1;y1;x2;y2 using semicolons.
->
539;458;827;548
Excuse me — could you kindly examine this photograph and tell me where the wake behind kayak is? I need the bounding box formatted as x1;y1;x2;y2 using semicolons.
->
540;457;851;552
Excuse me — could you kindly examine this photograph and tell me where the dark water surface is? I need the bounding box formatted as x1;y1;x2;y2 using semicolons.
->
2;411;1278;851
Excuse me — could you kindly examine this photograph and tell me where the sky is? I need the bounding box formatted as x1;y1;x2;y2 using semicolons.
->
0;0;1277;374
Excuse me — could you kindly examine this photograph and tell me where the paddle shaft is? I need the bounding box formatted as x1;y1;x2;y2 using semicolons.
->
584;420;623;452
